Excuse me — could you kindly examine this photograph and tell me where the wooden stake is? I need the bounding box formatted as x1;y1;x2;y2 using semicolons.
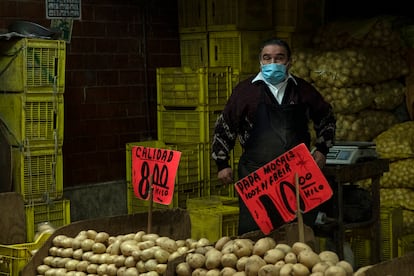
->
147;175;153;234
295;172;305;243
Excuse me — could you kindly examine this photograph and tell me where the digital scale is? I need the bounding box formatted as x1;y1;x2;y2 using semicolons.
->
326;141;378;165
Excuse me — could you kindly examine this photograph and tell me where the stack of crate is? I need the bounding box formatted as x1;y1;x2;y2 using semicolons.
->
0;38;70;242
177;0;277;199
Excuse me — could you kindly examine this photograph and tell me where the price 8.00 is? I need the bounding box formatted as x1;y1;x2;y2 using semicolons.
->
136;161;169;199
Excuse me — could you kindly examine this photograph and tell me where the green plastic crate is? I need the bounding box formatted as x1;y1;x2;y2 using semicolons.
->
157;66;234;108
189;205;239;242
0;93;64;147
0;232;52;276
0;38;66;93
25;199;70;242
11;145;63;203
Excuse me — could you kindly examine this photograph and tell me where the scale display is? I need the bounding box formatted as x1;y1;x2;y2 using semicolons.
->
326;141;378;165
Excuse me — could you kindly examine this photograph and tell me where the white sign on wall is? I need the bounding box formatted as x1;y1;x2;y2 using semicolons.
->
46;0;81;19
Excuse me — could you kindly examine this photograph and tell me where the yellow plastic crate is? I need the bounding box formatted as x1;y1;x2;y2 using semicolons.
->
0;38;66;93
157;66;234;108
208;30;273;73
398;234;414;257
177;0;207;33
187;195;238;209
179;32;209;68
350;207;404;267
189;205;239;242
25;199;70;242
0;93;64;147
0;232;52;276
273;0;325;33
11;146;63;203
157;106;210;144
205;0;273;31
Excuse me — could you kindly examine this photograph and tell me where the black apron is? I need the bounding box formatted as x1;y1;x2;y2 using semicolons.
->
237;86;314;235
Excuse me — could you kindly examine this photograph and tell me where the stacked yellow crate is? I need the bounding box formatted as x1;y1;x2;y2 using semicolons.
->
0;38;70;243
156;66;237;204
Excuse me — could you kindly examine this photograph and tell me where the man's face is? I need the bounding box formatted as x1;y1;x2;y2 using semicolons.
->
260;44;289;66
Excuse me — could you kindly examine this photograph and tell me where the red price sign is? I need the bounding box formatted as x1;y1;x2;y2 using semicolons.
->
234;143;332;234
131;146;181;205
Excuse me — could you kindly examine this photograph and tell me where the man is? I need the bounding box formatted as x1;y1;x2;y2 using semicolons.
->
211;37;336;234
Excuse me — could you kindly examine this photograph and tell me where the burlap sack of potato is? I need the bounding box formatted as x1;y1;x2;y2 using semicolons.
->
336;110;399;141
374;121;414;159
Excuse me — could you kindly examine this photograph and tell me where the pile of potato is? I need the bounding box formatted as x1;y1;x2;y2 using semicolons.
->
35;229;376;276
35;229;210;276
175;236;359;276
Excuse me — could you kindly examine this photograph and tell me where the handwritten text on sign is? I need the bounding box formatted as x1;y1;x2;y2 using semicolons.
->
132;146;181;205
234;143;332;234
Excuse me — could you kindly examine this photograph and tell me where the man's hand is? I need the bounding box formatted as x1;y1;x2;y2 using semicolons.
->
218;167;233;185
312;150;326;169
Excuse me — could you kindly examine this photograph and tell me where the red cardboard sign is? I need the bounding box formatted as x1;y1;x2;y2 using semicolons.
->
132;146;181;205
234;143;332;234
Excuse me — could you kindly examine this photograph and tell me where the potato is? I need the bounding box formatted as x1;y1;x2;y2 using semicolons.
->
220;267;237;276
292;263;310;275
124;267;139;276
142;233;160;242
157;237;178;253
120;240;140;256
37;264;50;274
176;262;192;276
284;252;297;264
76;260;89;272
106;263;118;276
92;242;106;254
215;236;231;251
205;268;220;276
154;248;170;263
336;260;354;276
263;248;285;264
292;241;313;255
319;251;339;264
81;238;95;251
197;237;211;247
94;232;109;243
275;243;292;254
297;249;321;269
245;255;266;276
253;237;276;256
279;263;294;276
144;259;158;271
258;264;280;276
324;265;347;276
192;267;208;276
221;252;238;268
311;261;331;273
205;248;222;269
236;256;249;271
65;259;79;271
232;239;254;258
86;229;98;240
186;252;206;269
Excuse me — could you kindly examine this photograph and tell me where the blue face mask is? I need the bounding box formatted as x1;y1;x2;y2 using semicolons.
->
261;63;286;85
